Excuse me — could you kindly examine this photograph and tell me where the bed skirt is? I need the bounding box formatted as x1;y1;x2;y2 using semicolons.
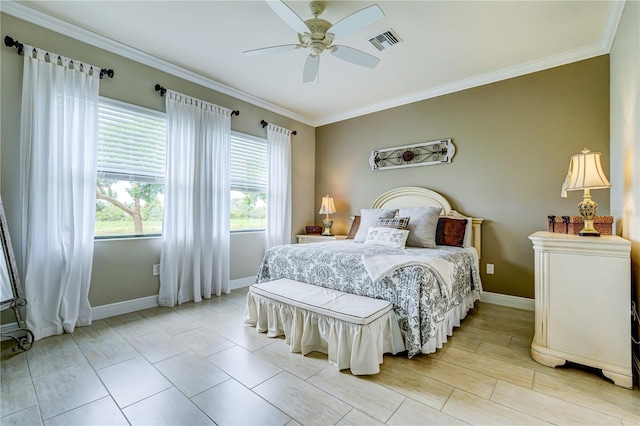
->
244;292;406;375
421;290;480;354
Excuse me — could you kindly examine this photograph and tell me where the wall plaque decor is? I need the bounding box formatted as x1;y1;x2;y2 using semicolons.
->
369;139;455;171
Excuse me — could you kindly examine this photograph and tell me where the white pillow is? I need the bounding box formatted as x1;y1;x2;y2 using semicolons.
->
398;206;442;248
364;227;410;249
353;208;398;243
463;217;473;247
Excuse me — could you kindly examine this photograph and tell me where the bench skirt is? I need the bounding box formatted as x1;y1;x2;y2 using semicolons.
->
245;291;405;375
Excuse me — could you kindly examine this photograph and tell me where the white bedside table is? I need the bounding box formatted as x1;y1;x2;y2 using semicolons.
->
296;234;347;244
528;231;632;388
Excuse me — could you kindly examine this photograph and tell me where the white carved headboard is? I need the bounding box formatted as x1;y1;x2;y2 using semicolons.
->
371;187;483;258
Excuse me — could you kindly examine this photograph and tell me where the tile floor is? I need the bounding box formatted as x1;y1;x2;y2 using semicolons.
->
1;288;639;425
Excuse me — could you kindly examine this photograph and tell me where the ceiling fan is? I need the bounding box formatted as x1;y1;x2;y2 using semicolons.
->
244;0;384;83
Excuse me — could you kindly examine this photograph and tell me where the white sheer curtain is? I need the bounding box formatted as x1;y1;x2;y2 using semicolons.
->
19;45;100;340
159;91;232;306
265;124;292;249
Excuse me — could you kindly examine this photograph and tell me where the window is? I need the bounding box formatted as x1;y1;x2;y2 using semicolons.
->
96;98;166;238
230;131;267;231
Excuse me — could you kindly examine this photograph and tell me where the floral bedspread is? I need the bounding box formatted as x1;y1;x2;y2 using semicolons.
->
255;240;482;357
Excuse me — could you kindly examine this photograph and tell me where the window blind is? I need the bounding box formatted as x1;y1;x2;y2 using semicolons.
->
97;98;166;183
230;131;267;192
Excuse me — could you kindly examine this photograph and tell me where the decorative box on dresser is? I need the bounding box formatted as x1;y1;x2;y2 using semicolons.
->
528;231;632;388
296;234;347;244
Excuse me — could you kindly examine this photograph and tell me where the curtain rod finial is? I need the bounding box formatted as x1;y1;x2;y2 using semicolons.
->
4;35;24;55
154;84;166;96
99;69;114;79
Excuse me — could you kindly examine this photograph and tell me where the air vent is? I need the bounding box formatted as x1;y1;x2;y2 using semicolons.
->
368;28;403;52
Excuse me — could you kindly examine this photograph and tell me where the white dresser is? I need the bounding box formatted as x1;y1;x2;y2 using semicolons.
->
296;234;347;244
528;231;632;388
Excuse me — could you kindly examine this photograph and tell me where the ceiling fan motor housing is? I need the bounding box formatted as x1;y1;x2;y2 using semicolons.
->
299;18;334;55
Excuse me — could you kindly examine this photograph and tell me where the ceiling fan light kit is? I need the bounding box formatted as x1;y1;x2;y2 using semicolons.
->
245;0;385;83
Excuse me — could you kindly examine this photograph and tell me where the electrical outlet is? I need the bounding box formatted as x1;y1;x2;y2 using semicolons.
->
153;264;160;276
486;263;494;275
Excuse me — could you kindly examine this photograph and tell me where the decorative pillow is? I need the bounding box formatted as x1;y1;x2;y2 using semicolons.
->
353;208;399;243
364;227;410;249
346;215;361;239
444;211;474;247
398;206;442;248
377;216;410;229
436;217;468;247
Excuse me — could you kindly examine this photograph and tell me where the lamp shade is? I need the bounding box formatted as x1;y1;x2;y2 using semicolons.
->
561;148;611;197
319;195;336;215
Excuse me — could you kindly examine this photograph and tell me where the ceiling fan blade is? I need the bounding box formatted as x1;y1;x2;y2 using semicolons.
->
328;4;384;40
265;0;309;34
303;54;319;83
331;46;380;68
244;44;301;56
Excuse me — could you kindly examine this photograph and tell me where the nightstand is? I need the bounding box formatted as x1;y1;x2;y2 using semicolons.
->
528;231;632;388
296;234;347;244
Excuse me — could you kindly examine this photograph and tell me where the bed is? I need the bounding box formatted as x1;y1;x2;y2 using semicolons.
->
255;187;483;357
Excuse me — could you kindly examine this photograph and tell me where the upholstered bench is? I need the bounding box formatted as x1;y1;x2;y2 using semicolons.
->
244;278;405;375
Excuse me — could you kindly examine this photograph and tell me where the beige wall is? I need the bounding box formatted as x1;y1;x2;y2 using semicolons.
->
610;0;640;372
0;13;315;309
0;10;619;313
315;56;610;299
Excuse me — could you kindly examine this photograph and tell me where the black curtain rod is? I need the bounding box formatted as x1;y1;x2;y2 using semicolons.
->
155;84;239;116
261;120;297;135
4;35;114;79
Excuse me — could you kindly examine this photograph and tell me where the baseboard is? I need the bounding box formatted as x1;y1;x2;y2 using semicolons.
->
229;276;254;290
480;291;535;311
7;284;526;329
91;295;159;321
90;277;252;321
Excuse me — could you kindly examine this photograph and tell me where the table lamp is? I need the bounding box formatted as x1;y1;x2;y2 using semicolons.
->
319;195;336;236
560;148;611;237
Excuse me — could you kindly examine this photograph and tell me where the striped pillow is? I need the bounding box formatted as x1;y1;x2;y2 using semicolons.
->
377;216;410;230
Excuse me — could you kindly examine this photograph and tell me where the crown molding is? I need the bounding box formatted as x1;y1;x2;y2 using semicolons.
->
316;41;610;126
2;0;626;128
317;0;627;126
0;0;315;127
600;0;627;52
